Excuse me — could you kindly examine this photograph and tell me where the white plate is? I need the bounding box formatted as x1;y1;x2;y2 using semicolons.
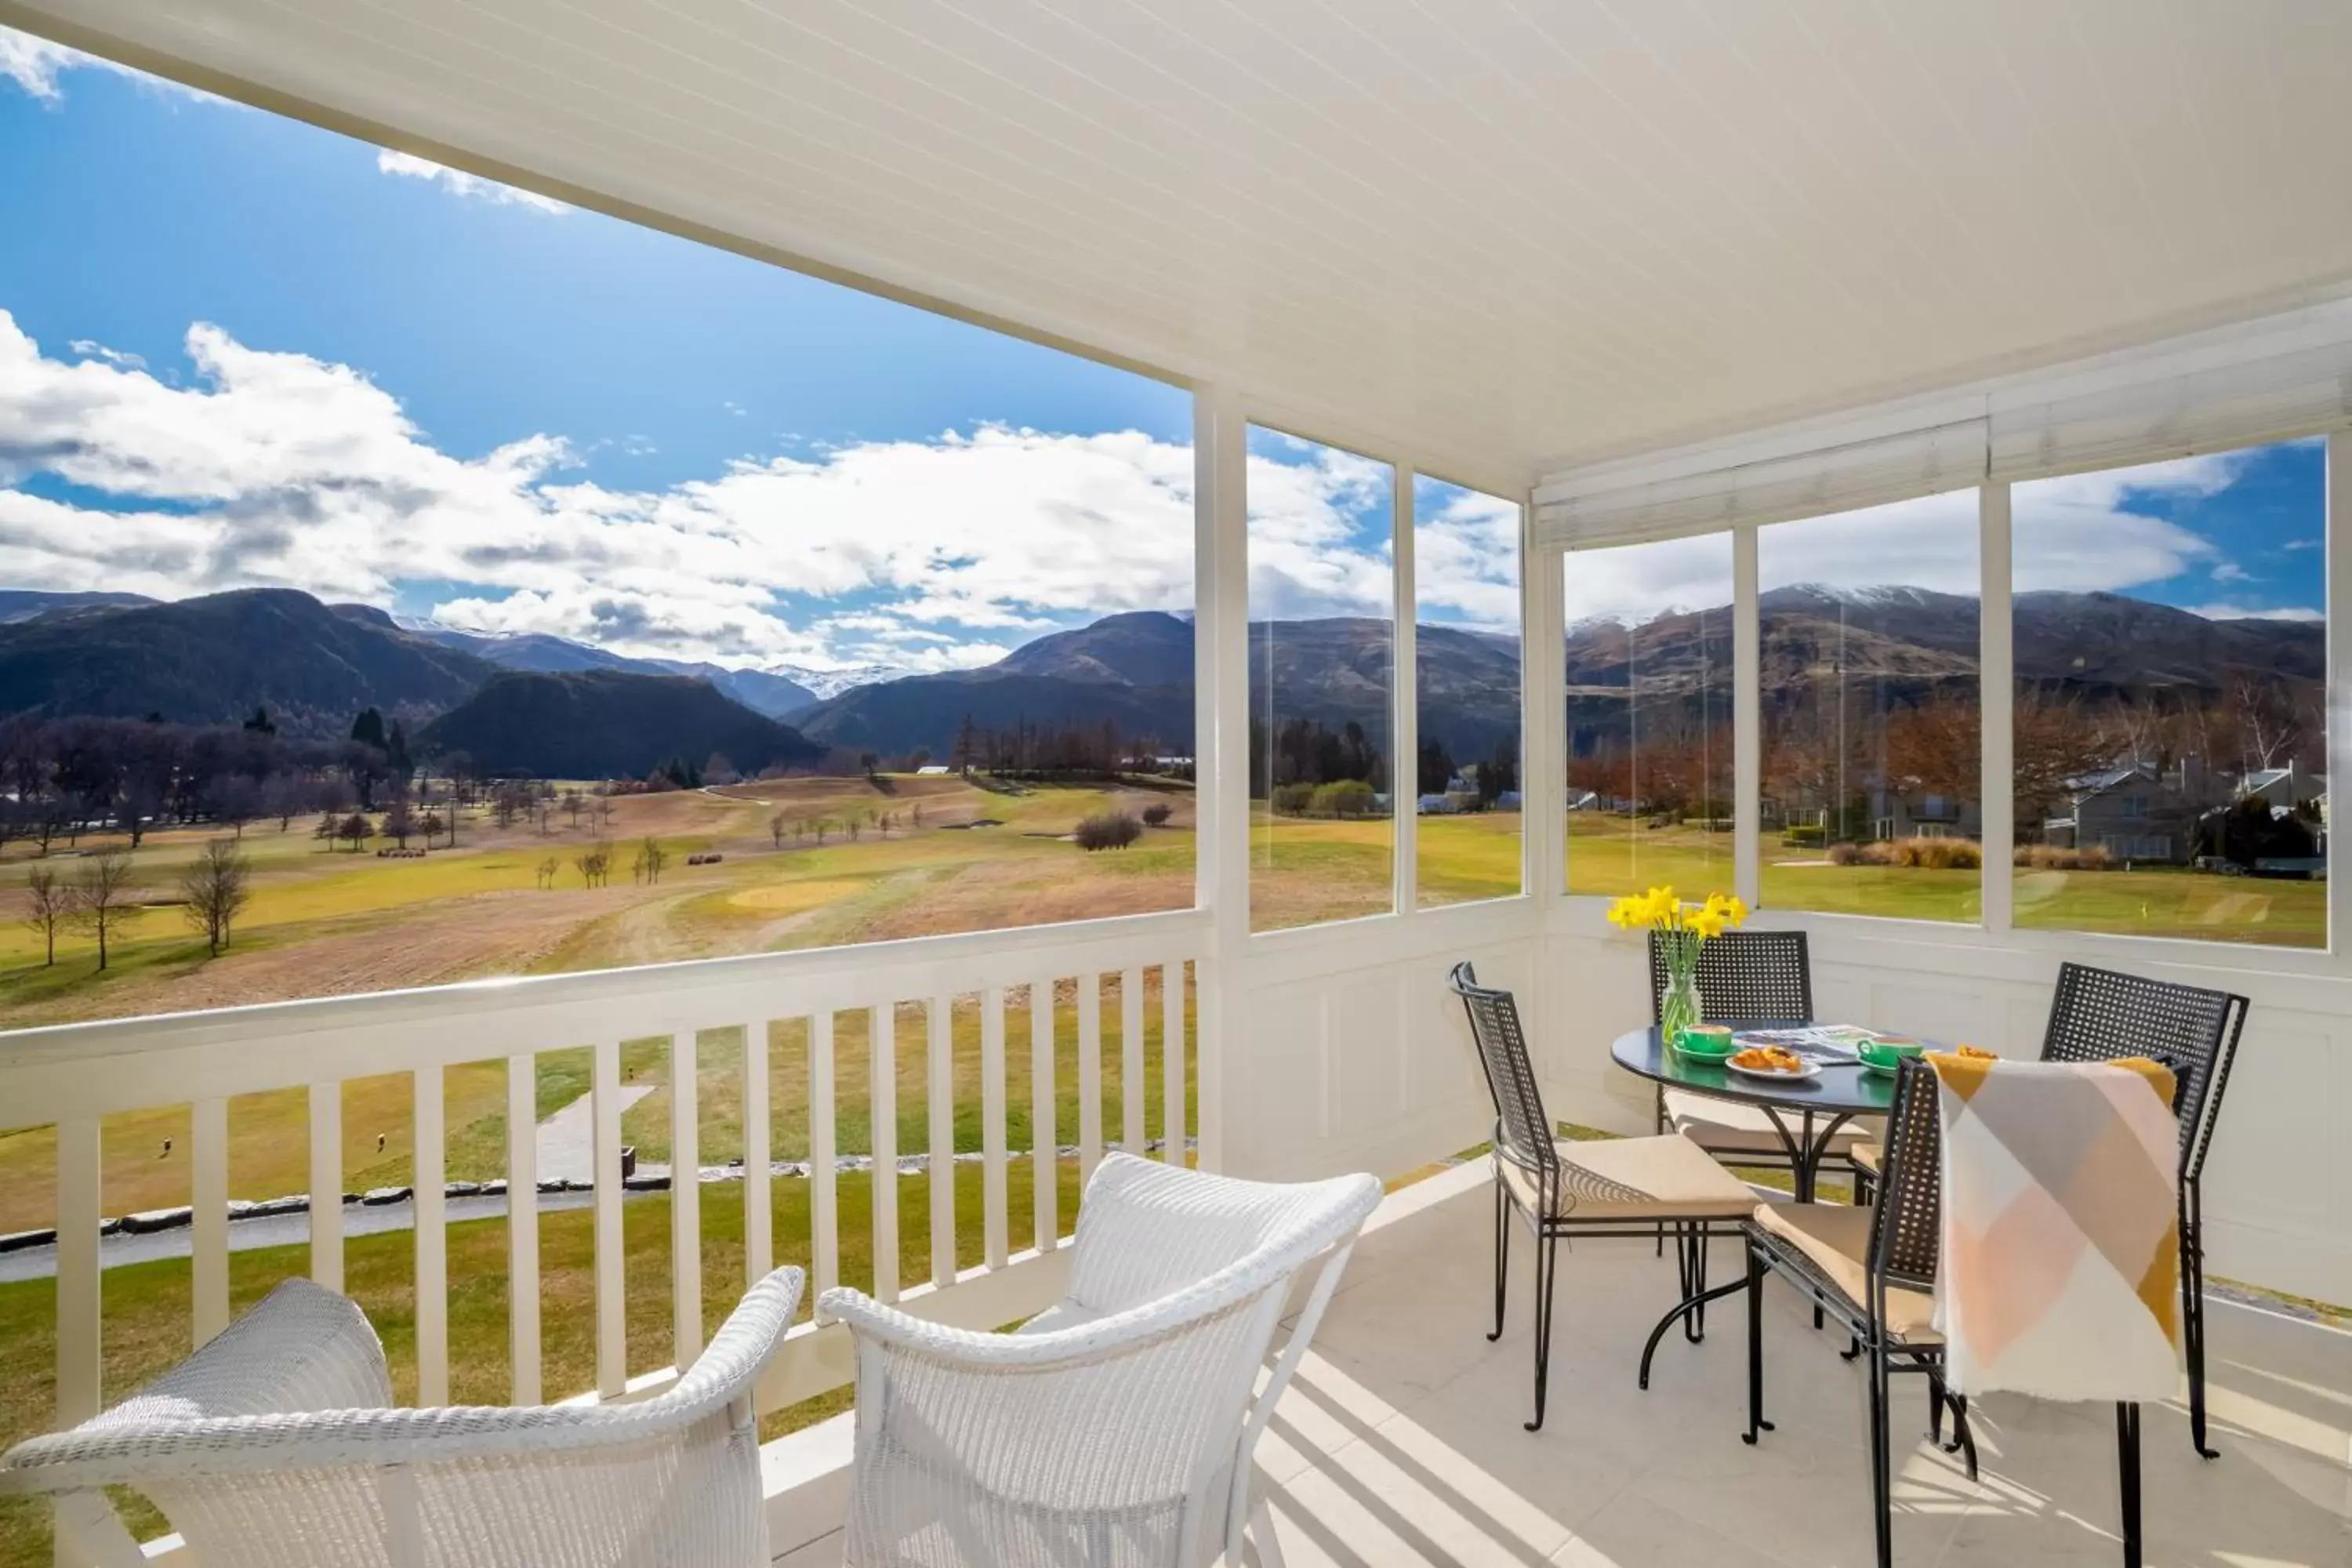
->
1726;1058;1820;1083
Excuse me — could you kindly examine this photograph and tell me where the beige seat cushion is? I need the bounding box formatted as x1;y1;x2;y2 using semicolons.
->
1664;1088;1879;1159
1501;1134;1759;1221
1751;1201;1940;1341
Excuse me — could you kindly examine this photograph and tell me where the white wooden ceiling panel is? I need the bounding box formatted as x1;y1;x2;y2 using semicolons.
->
7;0;2350;485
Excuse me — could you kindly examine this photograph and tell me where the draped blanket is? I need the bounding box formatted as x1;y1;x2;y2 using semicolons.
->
1927;1053;2182;1403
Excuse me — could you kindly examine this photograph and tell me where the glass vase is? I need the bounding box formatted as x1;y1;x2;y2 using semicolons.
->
1661;971;1702;1048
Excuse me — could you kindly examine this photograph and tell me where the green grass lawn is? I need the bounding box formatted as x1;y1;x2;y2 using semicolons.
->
0;1163;1091;1568
1566;814;2321;946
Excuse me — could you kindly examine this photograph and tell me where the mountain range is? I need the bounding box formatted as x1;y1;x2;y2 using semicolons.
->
0;583;2323;777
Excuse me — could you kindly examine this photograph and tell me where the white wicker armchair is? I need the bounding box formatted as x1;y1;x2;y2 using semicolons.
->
822;1152;1382;1568
0;1265;804;1568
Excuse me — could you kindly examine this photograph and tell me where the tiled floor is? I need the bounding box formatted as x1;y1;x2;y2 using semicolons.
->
1252;1162;2352;1568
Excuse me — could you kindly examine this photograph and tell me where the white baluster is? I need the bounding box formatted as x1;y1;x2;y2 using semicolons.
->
742;1023;772;1293
413;1064;448;1405
869;1004;898;1304
1031;978;1057;1252
593;1040;625;1398
1121;966;1145;1155
982;985;1008;1269
191;1098;229;1344
506;1052;541;1405
670;1032;701;1370
811;1013;839;1301
55;1117;100;1428
928;995;955;1290
1079;974;1103;1185
309;1082;342;1290
1163;961;1187;1164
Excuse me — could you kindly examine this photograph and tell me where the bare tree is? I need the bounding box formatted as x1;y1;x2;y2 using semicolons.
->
575;840;612;888
180;837;252;956
2013;688;2122;836
339;811;373;853
382;798;416;849
633;836;669;884
536;855;559;889
71;851;138;971
563;789;586;828
22;866;68;966
769;810;789;849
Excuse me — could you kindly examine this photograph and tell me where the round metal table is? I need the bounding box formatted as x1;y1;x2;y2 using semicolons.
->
1611;1025;1902;1202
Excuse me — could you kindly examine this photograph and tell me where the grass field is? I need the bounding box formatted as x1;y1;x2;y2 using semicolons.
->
0;1163;1089;1568
1565;814;2322;945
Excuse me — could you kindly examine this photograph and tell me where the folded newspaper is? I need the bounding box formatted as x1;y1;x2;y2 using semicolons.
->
1729;1025;1920;1059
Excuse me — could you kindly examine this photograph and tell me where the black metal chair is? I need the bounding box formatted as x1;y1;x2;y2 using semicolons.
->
1449;961;1759;1431
2036;962;2249;1459
1647;930;1877;1200
1744;1057;2155;1568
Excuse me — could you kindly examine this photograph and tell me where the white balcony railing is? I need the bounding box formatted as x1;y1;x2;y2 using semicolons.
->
0;908;1213;1444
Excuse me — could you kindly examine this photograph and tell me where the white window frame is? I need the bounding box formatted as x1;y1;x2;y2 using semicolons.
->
1544;427;2350;979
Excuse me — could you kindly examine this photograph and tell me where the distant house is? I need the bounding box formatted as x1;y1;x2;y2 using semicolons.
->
1871;789;1980;842
915;764;952;776
1417;793;1460;815
2241;763;2325;811
2042;762;2198;862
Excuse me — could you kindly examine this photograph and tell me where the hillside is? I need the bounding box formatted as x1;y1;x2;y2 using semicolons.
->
416;669;826;779
792;612;1523;760
0;589;158;624
0;588;492;733
397;619;819;717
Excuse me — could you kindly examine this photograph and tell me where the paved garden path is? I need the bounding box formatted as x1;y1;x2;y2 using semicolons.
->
535;1084;655;1185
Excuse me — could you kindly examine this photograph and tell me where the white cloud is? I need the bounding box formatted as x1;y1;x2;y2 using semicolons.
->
2184;603;2323;622
0;313;1428;670
67;339;145;371
375;150;568;213
2210;561;2253;584
0;25;221;106
1;27;93;101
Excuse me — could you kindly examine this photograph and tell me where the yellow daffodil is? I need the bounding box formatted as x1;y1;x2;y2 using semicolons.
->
1687;908;1726;940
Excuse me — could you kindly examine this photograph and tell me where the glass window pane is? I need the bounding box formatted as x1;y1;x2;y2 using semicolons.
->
1246;426;1395;931
1414;477;1522;908
2013;439;2326;947
1563;535;1734;900
1758;491;1982;922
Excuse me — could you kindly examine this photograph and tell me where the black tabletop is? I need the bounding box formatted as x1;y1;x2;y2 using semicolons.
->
1610;1025;1902;1116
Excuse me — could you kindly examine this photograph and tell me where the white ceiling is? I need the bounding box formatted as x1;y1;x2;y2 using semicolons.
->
9;0;2352;486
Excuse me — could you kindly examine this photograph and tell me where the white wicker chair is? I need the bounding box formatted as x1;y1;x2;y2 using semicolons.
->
822;1152;1382;1568
0;1265;804;1568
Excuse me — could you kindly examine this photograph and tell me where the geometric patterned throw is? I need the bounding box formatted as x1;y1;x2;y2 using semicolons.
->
1928;1052;2182;1403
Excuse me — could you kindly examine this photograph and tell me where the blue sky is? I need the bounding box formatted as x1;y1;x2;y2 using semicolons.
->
1597;438;2326;629
0;39;1287;673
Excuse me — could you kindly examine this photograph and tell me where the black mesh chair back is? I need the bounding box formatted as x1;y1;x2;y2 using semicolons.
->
1866;1057;1944;1293
2038;962;2249;1182
1449;962;1558;1192
1649;929;1813;1024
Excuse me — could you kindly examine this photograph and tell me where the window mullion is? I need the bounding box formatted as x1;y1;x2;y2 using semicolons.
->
1980;481;2015;934
1733;526;1760;909
2326;433;2350;963
1392;466;1417;916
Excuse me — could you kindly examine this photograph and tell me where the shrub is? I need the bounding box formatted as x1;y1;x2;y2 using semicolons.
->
1141;802;1173;827
1781;824;1825;848
1310;779;1379;818
1074;811;1143;851
1825;842;1860;866
2014;844;2116;871
1269;782;1315;816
